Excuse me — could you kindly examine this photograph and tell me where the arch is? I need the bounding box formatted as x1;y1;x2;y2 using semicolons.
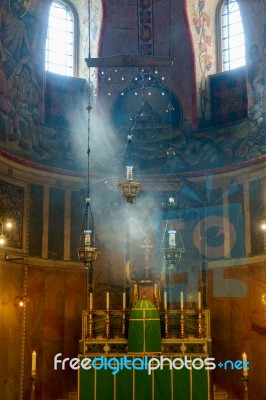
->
45;0;78;76
217;0;245;71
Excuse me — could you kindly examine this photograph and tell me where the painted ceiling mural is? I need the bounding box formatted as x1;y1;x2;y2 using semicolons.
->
0;0;265;175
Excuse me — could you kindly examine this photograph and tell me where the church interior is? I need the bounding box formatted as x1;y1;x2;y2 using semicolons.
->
0;0;266;399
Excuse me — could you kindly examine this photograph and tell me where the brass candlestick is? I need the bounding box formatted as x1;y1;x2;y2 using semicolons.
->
121;309;126;338
241;376;249;400
105;310;111;339
180;309;185;339
197;308;204;338
164;308;169;338
87;310;94;339
30;374;38;400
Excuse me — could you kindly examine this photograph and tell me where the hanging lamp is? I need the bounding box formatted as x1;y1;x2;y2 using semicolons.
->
77;3;100;280
118;131;141;203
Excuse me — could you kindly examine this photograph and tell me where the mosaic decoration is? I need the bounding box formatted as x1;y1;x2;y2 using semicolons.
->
210;66;248;126
247;41;266;128
45;72;86;128
138;0;153;56
111;75;183;174
0;180;24;248
192;0;212;121
0;0;265;175
9;0;30;18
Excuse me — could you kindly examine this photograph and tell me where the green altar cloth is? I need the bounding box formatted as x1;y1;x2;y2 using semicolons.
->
128;299;161;353
78;355;210;400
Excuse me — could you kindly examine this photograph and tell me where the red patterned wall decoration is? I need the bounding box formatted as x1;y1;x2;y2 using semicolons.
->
138;0;153;56
210;67;248;126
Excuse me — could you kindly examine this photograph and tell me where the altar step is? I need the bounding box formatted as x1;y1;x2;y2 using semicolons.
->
213;388;240;400
56;392;77;400
61;390;237;400
213;392;229;400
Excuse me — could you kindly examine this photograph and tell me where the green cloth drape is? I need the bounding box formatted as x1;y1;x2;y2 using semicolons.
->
128;299;161;353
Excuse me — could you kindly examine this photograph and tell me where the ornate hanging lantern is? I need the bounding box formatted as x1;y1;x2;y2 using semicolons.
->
118;133;141;203
161;221;185;270
77;23;100;299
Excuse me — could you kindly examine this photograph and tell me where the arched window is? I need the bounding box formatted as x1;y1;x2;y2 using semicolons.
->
219;0;245;71
45;1;77;76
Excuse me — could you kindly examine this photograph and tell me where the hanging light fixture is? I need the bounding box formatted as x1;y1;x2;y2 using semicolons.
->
77;103;100;268
118;130;141;203
76;194;100;265
161;220;185;269
77;3;100;280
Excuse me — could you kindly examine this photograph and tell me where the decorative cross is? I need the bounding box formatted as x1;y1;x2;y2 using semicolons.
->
141;237;154;280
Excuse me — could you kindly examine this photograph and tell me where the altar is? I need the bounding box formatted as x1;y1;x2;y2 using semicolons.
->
77;233;212;400
78;354;211;400
78;297;212;400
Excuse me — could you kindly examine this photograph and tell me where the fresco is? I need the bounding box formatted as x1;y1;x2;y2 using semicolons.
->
192;0;212;123
0;0;265;175
0;0;88;170
108;67;265;174
111;74;182;174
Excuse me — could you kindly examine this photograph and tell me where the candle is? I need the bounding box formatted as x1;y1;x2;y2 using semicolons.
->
168;230;176;248
180;291;184;310
123;292;126;310
242;353;248;376
126;166;133;180
89;292;93;311
84;230;91;247
198;292;201;310
106;292;109;310
31;351;36;376
164;291;167;309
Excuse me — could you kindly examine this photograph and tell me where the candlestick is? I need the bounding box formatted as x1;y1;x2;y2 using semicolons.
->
242;353;248;376
121;308;126;338
123;292;126;310
31;351;36;376
164;291;167;309
164;308;169;338
106;292;110;310
87;310;94;339
180;291;184;310
198;291;201;310
197;308;204;338
241;375;249;400
105;310;111;339
30;374;38;400
180;309;185;339
89;292;93;311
